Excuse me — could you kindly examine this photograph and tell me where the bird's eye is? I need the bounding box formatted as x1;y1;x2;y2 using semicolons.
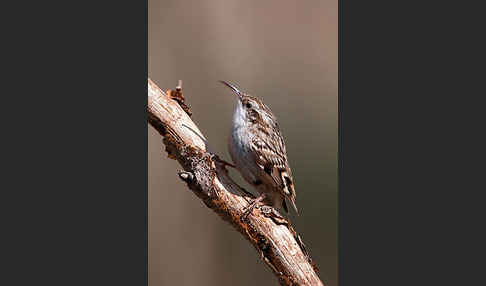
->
245;102;252;108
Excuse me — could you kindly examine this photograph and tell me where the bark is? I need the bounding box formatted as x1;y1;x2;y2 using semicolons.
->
147;78;324;286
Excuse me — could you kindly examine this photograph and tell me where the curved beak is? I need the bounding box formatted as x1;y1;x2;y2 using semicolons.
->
219;80;242;100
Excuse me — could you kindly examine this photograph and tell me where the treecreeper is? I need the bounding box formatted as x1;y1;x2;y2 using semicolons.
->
220;81;298;220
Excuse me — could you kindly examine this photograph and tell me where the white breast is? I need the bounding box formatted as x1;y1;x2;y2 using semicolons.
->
228;102;260;186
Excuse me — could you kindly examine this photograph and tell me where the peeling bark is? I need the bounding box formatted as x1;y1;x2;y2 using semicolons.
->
148;78;324;286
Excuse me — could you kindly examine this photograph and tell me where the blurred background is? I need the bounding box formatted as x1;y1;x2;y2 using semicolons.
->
148;0;337;285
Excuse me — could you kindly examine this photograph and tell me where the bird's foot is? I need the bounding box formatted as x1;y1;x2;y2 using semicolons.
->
241;200;258;221
241;205;255;222
240;193;266;222
207;152;236;168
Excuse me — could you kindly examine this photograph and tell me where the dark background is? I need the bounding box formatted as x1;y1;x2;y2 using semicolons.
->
148;1;337;285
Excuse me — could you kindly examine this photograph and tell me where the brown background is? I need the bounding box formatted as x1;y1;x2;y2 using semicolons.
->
148;0;337;285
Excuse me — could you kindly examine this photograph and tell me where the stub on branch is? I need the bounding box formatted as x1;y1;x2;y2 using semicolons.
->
166;79;192;117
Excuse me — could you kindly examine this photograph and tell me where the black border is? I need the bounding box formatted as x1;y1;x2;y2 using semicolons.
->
4;1;148;285
338;0;343;283
338;0;479;284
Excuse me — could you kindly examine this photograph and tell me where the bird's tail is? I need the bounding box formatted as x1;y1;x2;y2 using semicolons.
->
282;172;299;215
288;188;299;215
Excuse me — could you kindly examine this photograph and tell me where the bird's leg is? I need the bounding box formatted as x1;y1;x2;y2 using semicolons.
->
206;152;236;168
205;151;255;202
206;151;253;202
217;159;236;168
241;193;266;221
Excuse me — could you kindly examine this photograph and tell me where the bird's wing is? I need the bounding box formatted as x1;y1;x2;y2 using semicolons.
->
250;127;298;214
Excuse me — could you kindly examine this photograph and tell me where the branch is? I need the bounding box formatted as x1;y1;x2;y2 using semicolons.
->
148;78;324;286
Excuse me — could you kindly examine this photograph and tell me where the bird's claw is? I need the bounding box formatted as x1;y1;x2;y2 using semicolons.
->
207;152;236;168
241;208;252;222
241;203;258;222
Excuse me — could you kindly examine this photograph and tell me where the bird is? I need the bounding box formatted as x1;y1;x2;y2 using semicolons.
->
220;80;298;219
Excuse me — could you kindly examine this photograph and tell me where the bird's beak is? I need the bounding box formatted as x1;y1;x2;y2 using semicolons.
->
219;80;242;100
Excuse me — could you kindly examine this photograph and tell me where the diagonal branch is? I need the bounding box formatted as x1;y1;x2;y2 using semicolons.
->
148;78;324;286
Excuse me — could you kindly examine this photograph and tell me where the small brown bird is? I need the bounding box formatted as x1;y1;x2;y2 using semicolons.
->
220;81;298;218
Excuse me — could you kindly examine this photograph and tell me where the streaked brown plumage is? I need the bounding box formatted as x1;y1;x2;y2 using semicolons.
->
220;81;298;217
